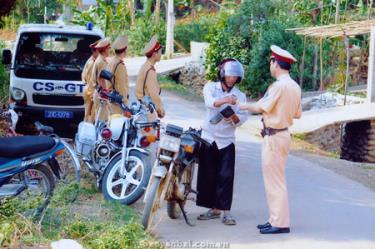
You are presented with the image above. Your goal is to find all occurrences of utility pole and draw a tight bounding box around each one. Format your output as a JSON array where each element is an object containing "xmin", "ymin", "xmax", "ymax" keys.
[
  {"xmin": 44, "ymin": 0, "xmax": 47, "ymax": 24},
  {"xmin": 165, "ymin": 0, "xmax": 174, "ymax": 59},
  {"xmin": 335, "ymin": 0, "xmax": 340, "ymax": 24}
]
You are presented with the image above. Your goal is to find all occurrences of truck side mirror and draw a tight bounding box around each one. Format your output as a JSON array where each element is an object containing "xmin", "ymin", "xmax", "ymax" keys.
[{"xmin": 2, "ymin": 49, "xmax": 11, "ymax": 65}]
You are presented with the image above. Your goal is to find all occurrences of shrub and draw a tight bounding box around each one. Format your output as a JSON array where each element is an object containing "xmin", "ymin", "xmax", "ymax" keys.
[
  {"xmin": 204, "ymin": 0, "xmax": 336, "ymax": 97},
  {"xmin": 174, "ymin": 14, "xmax": 218, "ymax": 52},
  {"xmin": 126, "ymin": 18, "xmax": 166, "ymax": 56},
  {"xmin": 0, "ymin": 40, "xmax": 10, "ymax": 103}
]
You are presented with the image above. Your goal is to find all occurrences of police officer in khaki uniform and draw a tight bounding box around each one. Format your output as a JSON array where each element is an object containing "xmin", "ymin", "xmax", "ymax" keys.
[
  {"xmin": 82, "ymin": 39, "xmax": 100, "ymax": 122},
  {"xmin": 135, "ymin": 35, "xmax": 165, "ymax": 118},
  {"xmin": 90, "ymin": 38, "xmax": 111, "ymax": 123},
  {"xmin": 241, "ymin": 45, "xmax": 302, "ymax": 234},
  {"xmin": 107, "ymin": 35, "xmax": 129, "ymax": 115}
]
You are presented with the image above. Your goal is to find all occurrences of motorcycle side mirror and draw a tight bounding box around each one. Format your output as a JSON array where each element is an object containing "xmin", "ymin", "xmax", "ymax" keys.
[{"xmin": 2, "ymin": 49, "xmax": 11, "ymax": 65}]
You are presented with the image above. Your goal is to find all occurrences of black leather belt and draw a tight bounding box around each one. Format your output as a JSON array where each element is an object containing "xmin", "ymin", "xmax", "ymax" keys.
[
  {"xmin": 261, "ymin": 127, "xmax": 288, "ymax": 137},
  {"xmin": 261, "ymin": 118, "xmax": 288, "ymax": 137}
]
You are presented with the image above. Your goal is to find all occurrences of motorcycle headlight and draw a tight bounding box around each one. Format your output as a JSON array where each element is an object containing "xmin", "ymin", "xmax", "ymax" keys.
[
  {"xmin": 159, "ymin": 135, "xmax": 181, "ymax": 152},
  {"xmin": 11, "ymin": 88, "xmax": 26, "ymax": 101}
]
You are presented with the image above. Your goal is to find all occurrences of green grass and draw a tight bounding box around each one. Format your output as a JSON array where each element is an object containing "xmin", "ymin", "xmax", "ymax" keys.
[
  {"xmin": 362, "ymin": 165, "xmax": 375, "ymax": 170},
  {"xmin": 291, "ymin": 133, "xmax": 340, "ymax": 159},
  {"xmin": 0, "ymin": 171, "xmax": 162, "ymax": 249},
  {"xmin": 327, "ymin": 151, "xmax": 340, "ymax": 159},
  {"xmin": 347, "ymin": 91, "xmax": 366, "ymax": 98},
  {"xmin": 292, "ymin": 133, "xmax": 306, "ymax": 141}
]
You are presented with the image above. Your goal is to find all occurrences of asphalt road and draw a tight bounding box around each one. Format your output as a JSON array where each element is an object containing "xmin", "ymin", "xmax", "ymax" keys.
[{"xmin": 146, "ymin": 89, "xmax": 375, "ymax": 249}]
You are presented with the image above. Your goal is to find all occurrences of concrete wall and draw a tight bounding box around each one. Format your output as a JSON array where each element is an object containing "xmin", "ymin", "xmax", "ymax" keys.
[
  {"xmin": 304, "ymin": 123, "xmax": 342, "ymax": 153},
  {"xmin": 367, "ymin": 27, "xmax": 375, "ymax": 103}
]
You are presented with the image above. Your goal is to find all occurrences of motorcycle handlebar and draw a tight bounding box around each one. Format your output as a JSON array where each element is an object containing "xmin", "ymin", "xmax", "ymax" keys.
[
  {"xmin": 97, "ymin": 88, "xmax": 132, "ymax": 113},
  {"xmin": 184, "ymin": 129, "xmax": 211, "ymax": 147}
]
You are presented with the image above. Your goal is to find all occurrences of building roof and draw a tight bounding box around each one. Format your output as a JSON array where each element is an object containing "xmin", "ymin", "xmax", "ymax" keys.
[{"xmin": 287, "ymin": 19, "xmax": 375, "ymax": 38}]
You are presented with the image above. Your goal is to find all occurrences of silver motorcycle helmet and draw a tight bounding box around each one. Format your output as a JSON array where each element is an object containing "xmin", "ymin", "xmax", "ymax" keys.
[{"xmin": 218, "ymin": 58, "xmax": 245, "ymax": 84}]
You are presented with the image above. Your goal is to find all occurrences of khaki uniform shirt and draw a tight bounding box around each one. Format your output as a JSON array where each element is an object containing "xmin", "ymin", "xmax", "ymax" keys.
[
  {"xmin": 91, "ymin": 54, "xmax": 109, "ymax": 89},
  {"xmin": 82, "ymin": 56, "xmax": 95, "ymax": 99},
  {"xmin": 257, "ymin": 74, "xmax": 302, "ymax": 129},
  {"xmin": 136, "ymin": 60, "xmax": 164, "ymax": 114},
  {"xmin": 107, "ymin": 55, "xmax": 129, "ymax": 104}
]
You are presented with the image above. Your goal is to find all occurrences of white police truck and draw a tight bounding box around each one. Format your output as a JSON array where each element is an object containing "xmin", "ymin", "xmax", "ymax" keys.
[{"xmin": 1, "ymin": 24, "xmax": 103, "ymax": 135}]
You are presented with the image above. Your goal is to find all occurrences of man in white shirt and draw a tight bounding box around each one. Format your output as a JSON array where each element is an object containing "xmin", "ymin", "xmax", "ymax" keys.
[{"xmin": 197, "ymin": 59, "xmax": 248, "ymax": 226}]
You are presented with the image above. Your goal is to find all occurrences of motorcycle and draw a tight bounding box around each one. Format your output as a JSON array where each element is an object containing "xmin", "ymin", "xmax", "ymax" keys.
[
  {"xmin": 141, "ymin": 124, "xmax": 209, "ymax": 230},
  {"xmin": 75, "ymin": 70, "xmax": 159, "ymax": 204},
  {"xmin": 100, "ymin": 92, "xmax": 160, "ymax": 205},
  {"xmin": 74, "ymin": 71, "xmax": 125, "ymax": 187},
  {"xmin": 1, "ymin": 106, "xmax": 81, "ymax": 185},
  {"xmin": 0, "ymin": 135, "xmax": 65, "ymax": 212}
]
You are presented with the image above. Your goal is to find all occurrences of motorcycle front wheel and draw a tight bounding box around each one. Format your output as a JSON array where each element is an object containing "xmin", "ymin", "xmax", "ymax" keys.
[
  {"xmin": 102, "ymin": 150, "xmax": 151, "ymax": 205},
  {"xmin": 141, "ymin": 176, "xmax": 162, "ymax": 230},
  {"xmin": 167, "ymin": 200, "xmax": 184, "ymax": 219}
]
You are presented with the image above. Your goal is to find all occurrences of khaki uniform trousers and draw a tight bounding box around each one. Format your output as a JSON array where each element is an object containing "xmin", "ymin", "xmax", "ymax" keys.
[
  {"xmin": 83, "ymin": 86, "xmax": 93, "ymax": 122},
  {"xmin": 261, "ymin": 130, "xmax": 291, "ymax": 228},
  {"xmin": 91, "ymin": 91, "xmax": 110, "ymax": 123}
]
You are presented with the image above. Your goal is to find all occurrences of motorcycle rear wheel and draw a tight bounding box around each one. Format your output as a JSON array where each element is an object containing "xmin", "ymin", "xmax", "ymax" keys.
[
  {"xmin": 9, "ymin": 164, "xmax": 55, "ymax": 218},
  {"xmin": 21, "ymin": 164, "xmax": 55, "ymax": 197}
]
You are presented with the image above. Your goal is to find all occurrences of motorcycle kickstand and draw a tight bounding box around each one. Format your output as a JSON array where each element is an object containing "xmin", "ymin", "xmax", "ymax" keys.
[{"xmin": 178, "ymin": 201, "xmax": 195, "ymax": 227}]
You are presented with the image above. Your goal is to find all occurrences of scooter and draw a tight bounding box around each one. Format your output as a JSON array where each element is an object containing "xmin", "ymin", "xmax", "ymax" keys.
[{"xmin": 0, "ymin": 135, "xmax": 65, "ymax": 200}]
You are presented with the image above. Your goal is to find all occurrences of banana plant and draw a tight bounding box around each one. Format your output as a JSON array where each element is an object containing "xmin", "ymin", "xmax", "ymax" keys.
[{"xmin": 72, "ymin": 0, "xmax": 130, "ymax": 37}]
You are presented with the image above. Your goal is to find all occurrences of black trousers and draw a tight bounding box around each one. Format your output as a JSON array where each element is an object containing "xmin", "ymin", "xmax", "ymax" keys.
[{"xmin": 196, "ymin": 142, "xmax": 235, "ymax": 210}]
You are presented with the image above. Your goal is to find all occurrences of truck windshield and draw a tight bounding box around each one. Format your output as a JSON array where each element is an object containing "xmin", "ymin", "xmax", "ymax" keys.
[{"xmin": 14, "ymin": 32, "xmax": 101, "ymax": 81}]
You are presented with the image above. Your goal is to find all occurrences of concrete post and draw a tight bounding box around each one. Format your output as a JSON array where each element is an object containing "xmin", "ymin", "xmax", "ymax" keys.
[
  {"xmin": 165, "ymin": 0, "xmax": 174, "ymax": 59},
  {"xmin": 367, "ymin": 27, "xmax": 375, "ymax": 103}
]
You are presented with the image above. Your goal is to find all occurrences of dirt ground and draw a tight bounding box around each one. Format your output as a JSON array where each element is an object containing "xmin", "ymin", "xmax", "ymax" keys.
[{"xmin": 0, "ymin": 29, "xmax": 16, "ymax": 41}]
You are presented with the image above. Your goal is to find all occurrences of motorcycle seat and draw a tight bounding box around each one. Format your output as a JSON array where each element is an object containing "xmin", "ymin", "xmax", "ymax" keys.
[{"xmin": 0, "ymin": 136, "xmax": 56, "ymax": 158}]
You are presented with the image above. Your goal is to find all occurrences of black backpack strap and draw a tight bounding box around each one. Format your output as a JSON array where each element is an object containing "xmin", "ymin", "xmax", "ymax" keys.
[
  {"xmin": 143, "ymin": 67, "xmax": 154, "ymax": 97},
  {"xmin": 112, "ymin": 61, "xmax": 123, "ymax": 92}
]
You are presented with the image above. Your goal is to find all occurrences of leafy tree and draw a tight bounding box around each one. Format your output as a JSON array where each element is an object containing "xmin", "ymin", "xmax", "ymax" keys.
[
  {"xmin": 205, "ymin": 0, "xmax": 291, "ymax": 96},
  {"xmin": 0, "ymin": 0, "xmax": 16, "ymax": 19},
  {"xmin": 126, "ymin": 17, "xmax": 166, "ymax": 55},
  {"xmin": 72, "ymin": 0, "xmax": 131, "ymax": 37},
  {"xmin": 20, "ymin": 0, "xmax": 62, "ymax": 23}
]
